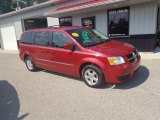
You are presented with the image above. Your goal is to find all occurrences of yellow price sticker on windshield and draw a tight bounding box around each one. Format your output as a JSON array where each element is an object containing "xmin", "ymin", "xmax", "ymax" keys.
[{"xmin": 72, "ymin": 33, "xmax": 79, "ymax": 37}]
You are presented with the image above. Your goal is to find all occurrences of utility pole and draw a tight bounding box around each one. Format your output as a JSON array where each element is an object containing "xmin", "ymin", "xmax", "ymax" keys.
[{"xmin": 14, "ymin": 0, "xmax": 21, "ymax": 11}]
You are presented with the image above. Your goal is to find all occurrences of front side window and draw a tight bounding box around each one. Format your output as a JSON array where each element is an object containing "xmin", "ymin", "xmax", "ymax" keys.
[
  {"xmin": 52, "ymin": 32, "xmax": 72, "ymax": 48},
  {"xmin": 67, "ymin": 28, "xmax": 109, "ymax": 47},
  {"xmin": 21, "ymin": 32, "xmax": 34, "ymax": 44},
  {"xmin": 108, "ymin": 7, "xmax": 129, "ymax": 37},
  {"xmin": 34, "ymin": 32, "xmax": 50, "ymax": 46}
]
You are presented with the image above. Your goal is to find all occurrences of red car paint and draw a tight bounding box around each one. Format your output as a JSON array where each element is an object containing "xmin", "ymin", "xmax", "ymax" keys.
[{"xmin": 19, "ymin": 26, "xmax": 140, "ymax": 84}]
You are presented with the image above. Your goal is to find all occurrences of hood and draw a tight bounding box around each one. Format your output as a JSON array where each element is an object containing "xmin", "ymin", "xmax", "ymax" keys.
[{"xmin": 87, "ymin": 40, "xmax": 135, "ymax": 56}]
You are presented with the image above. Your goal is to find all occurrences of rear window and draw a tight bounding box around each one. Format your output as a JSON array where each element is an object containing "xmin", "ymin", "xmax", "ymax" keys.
[
  {"xmin": 34, "ymin": 32, "xmax": 50, "ymax": 46},
  {"xmin": 21, "ymin": 32, "xmax": 34, "ymax": 44}
]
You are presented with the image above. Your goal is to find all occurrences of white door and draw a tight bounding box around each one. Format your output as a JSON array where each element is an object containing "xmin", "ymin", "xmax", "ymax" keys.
[{"xmin": 0, "ymin": 25, "xmax": 18, "ymax": 50}]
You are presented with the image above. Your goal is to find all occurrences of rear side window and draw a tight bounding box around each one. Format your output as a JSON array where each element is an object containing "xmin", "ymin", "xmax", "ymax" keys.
[
  {"xmin": 34, "ymin": 32, "xmax": 50, "ymax": 46},
  {"xmin": 21, "ymin": 32, "xmax": 33, "ymax": 44}
]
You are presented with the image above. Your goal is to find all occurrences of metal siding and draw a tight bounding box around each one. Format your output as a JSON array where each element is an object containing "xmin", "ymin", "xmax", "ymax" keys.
[
  {"xmin": 130, "ymin": 1, "xmax": 158, "ymax": 35},
  {"xmin": 0, "ymin": 0, "xmax": 158, "ymax": 36},
  {"xmin": 72, "ymin": 15, "xmax": 82, "ymax": 26},
  {"xmin": 0, "ymin": 24, "xmax": 18, "ymax": 50},
  {"xmin": 0, "ymin": 6, "xmax": 55, "ymax": 25},
  {"xmin": 0, "ymin": 0, "xmax": 93, "ymax": 50},
  {"xmin": 14, "ymin": 21, "xmax": 23, "ymax": 40},
  {"xmin": 152, "ymin": 3, "xmax": 158, "ymax": 34},
  {"xmin": 72, "ymin": 10, "xmax": 108, "ymax": 35},
  {"xmin": 0, "ymin": 0, "xmax": 92, "ymax": 26},
  {"xmin": 96, "ymin": 11, "xmax": 108, "ymax": 35}
]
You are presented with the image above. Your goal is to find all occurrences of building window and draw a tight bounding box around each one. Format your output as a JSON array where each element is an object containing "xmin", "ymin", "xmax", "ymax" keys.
[
  {"xmin": 108, "ymin": 7, "xmax": 129, "ymax": 37},
  {"xmin": 59, "ymin": 16, "xmax": 72, "ymax": 26},
  {"xmin": 81, "ymin": 16, "xmax": 96, "ymax": 29}
]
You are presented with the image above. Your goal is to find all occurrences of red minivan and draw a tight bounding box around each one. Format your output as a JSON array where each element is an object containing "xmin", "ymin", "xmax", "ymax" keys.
[{"xmin": 19, "ymin": 26, "xmax": 140, "ymax": 88}]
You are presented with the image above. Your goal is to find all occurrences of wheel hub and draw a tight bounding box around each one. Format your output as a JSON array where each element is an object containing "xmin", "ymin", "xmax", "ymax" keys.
[
  {"xmin": 84, "ymin": 69, "xmax": 98, "ymax": 86},
  {"xmin": 26, "ymin": 59, "xmax": 33, "ymax": 70}
]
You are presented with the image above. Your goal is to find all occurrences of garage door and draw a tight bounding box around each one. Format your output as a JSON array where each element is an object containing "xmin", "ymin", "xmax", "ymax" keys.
[{"xmin": 0, "ymin": 25, "xmax": 18, "ymax": 50}]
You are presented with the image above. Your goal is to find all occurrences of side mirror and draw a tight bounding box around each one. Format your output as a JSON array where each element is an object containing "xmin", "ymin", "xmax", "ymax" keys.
[{"xmin": 64, "ymin": 43, "xmax": 75, "ymax": 51}]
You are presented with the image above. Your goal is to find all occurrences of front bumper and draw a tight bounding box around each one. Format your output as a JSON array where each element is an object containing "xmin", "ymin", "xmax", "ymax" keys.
[{"xmin": 104, "ymin": 56, "xmax": 141, "ymax": 83}]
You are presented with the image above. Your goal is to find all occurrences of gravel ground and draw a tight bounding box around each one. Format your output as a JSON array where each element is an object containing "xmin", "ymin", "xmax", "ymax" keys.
[{"xmin": 0, "ymin": 53, "xmax": 160, "ymax": 120}]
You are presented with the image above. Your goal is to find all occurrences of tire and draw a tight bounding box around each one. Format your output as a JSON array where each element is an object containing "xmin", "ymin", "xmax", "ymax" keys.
[
  {"xmin": 82, "ymin": 65, "xmax": 105, "ymax": 88},
  {"xmin": 25, "ymin": 56, "xmax": 37, "ymax": 72}
]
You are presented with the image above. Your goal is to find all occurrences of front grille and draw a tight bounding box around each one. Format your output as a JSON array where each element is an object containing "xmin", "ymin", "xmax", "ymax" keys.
[{"xmin": 126, "ymin": 49, "xmax": 139, "ymax": 63}]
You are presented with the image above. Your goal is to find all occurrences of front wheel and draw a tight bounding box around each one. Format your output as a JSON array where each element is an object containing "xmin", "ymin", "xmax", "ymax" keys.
[
  {"xmin": 25, "ymin": 56, "xmax": 37, "ymax": 72},
  {"xmin": 82, "ymin": 65, "xmax": 105, "ymax": 88}
]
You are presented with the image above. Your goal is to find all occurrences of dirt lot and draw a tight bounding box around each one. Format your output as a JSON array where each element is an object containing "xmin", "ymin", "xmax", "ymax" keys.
[{"xmin": 0, "ymin": 53, "xmax": 160, "ymax": 120}]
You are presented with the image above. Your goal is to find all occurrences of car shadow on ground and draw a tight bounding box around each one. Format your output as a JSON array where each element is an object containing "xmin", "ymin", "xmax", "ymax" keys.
[
  {"xmin": 42, "ymin": 65, "xmax": 149, "ymax": 89},
  {"xmin": 110, "ymin": 65, "xmax": 150, "ymax": 89},
  {"xmin": 42, "ymin": 70, "xmax": 82, "ymax": 81},
  {"xmin": 0, "ymin": 80, "xmax": 29, "ymax": 120}
]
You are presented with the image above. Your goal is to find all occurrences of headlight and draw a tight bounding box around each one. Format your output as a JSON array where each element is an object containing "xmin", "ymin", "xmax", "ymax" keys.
[{"xmin": 107, "ymin": 57, "xmax": 125, "ymax": 65}]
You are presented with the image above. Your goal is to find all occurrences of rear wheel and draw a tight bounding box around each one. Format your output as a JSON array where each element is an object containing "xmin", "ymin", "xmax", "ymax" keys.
[
  {"xmin": 25, "ymin": 56, "xmax": 37, "ymax": 71},
  {"xmin": 82, "ymin": 65, "xmax": 105, "ymax": 88}
]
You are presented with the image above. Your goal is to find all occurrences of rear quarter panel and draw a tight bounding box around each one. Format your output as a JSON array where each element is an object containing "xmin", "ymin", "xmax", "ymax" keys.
[{"xmin": 19, "ymin": 43, "xmax": 34, "ymax": 61}]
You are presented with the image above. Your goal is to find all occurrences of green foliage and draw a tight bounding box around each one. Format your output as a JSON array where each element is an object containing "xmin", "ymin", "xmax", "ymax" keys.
[
  {"xmin": 0, "ymin": 0, "xmax": 13, "ymax": 14},
  {"xmin": 20, "ymin": 0, "xmax": 50, "ymax": 8},
  {"xmin": 0, "ymin": 0, "xmax": 49, "ymax": 14},
  {"xmin": 19, "ymin": 0, "xmax": 37, "ymax": 8}
]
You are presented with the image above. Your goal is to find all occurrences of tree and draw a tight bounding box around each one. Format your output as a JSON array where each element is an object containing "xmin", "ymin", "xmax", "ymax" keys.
[
  {"xmin": 18, "ymin": 0, "xmax": 38, "ymax": 8},
  {"xmin": 18, "ymin": 0, "xmax": 49, "ymax": 8},
  {"xmin": 0, "ymin": 0, "xmax": 13, "ymax": 14},
  {"xmin": 0, "ymin": 0, "xmax": 49, "ymax": 14}
]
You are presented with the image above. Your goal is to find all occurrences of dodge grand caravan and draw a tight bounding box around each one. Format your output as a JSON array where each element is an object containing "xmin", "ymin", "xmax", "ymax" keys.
[{"xmin": 19, "ymin": 26, "xmax": 140, "ymax": 88}]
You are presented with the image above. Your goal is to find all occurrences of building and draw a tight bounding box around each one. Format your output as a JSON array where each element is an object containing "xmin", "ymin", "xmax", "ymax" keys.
[{"xmin": 0, "ymin": 0, "xmax": 159, "ymax": 51}]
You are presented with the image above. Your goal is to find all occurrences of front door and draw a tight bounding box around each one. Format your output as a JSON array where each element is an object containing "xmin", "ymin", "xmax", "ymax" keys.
[{"xmin": 48, "ymin": 31, "xmax": 76, "ymax": 75}]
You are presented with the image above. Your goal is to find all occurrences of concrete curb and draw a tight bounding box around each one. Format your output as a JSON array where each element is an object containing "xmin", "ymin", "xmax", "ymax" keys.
[
  {"xmin": 139, "ymin": 53, "xmax": 160, "ymax": 59},
  {"xmin": 139, "ymin": 47, "xmax": 160, "ymax": 59}
]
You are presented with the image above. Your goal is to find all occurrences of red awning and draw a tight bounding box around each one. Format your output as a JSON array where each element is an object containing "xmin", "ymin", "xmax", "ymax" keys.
[
  {"xmin": 53, "ymin": 0, "xmax": 106, "ymax": 12},
  {"xmin": 44, "ymin": 0, "xmax": 125, "ymax": 17}
]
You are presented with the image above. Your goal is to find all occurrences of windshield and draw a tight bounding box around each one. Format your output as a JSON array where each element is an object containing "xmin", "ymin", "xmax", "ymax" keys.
[{"xmin": 66, "ymin": 28, "xmax": 109, "ymax": 47}]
